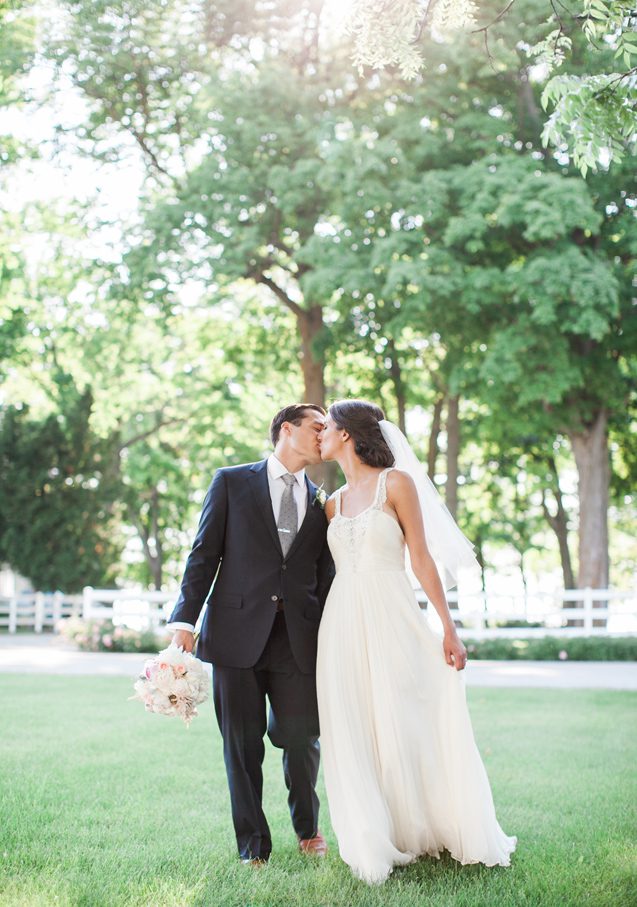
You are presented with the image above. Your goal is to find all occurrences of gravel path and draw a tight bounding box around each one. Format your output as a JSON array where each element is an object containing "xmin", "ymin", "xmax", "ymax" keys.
[{"xmin": 1, "ymin": 634, "xmax": 635, "ymax": 689}]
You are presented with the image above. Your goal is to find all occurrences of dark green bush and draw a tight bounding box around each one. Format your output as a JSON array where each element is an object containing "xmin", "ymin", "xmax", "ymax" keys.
[
  {"xmin": 494, "ymin": 619, "xmax": 543, "ymax": 629},
  {"xmin": 463, "ymin": 636, "xmax": 637, "ymax": 661}
]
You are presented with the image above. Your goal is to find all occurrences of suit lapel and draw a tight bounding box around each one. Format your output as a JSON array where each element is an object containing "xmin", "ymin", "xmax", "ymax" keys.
[{"xmin": 248, "ymin": 460, "xmax": 282, "ymax": 554}]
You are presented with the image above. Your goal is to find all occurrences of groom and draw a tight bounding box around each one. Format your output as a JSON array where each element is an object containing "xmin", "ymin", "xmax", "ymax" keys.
[{"xmin": 168, "ymin": 404, "xmax": 334, "ymax": 864}]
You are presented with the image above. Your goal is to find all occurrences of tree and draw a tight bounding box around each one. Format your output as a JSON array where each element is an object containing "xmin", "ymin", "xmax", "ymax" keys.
[
  {"xmin": 0, "ymin": 1, "xmax": 36, "ymax": 372},
  {"xmin": 344, "ymin": 0, "xmax": 637, "ymax": 174},
  {"xmin": 5, "ymin": 0, "xmax": 633, "ymax": 593},
  {"xmin": 291, "ymin": 20, "xmax": 634, "ymax": 588},
  {"xmin": 0, "ymin": 380, "xmax": 123, "ymax": 592}
]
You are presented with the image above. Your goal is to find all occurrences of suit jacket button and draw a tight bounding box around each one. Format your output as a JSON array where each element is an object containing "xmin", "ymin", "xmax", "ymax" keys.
[
  {"xmin": 271, "ymin": 595, "xmax": 278, "ymax": 601},
  {"xmin": 282, "ymin": 565, "xmax": 287, "ymax": 571}
]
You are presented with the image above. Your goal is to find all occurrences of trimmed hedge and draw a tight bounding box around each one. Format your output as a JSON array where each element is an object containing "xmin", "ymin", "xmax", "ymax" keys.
[
  {"xmin": 463, "ymin": 635, "xmax": 637, "ymax": 662},
  {"xmin": 56, "ymin": 618, "xmax": 637, "ymax": 661}
]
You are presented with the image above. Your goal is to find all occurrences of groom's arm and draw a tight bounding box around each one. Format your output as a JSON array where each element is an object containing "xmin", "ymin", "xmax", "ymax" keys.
[
  {"xmin": 316, "ymin": 536, "xmax": 334, "ymax": 610},
  {"xmin": 168, "ymin": 468, "xmax": 228, "ymax": 629}
]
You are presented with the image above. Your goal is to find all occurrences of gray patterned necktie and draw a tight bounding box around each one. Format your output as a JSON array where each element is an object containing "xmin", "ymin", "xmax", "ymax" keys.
[{"xmin": 277, "ymin": 473, "xmax": 298, "ymax": 556}]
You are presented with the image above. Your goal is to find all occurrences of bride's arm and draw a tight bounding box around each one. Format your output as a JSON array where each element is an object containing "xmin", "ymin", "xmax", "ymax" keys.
[
  {"xmin": 325, "ymin": 496, "xmax": 336, "ymax": 523},
  {"xmin": 387, "ymin": 470, "xmax": 467, "ymax": 671}
]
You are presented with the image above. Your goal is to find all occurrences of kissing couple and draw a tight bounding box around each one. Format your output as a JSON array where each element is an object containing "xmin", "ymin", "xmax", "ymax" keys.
[{"xmin": 168, "ymin": 400, "xmax": 516, "ymax": 884}]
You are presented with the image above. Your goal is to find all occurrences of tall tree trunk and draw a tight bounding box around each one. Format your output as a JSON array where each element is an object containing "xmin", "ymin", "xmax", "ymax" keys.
[
  {"xmin": 297, "ymin": 304, "xmax": 336, "ymax": 489},
  {"xmin": 297, "ymin": 304, "xmax": 325, "ymax": 407},
  {"xmin": 540, "ymin": 456, "xmax": 575, "ymax": 590},
  {"xmin": 428, "ymin": 394, "xmax": 444, "ymax": 477},
  {"xmin": 149, "ymin": 555, "xmax": 162, "ymax": 591},
  {"xmin": 258, "ymin": 275, "xmax": 334, "ymax": 487},
  {"xmin": 445, "ymin": 395, "xmax": 460, "ymax": 519},
  {"xmin": 130, "ymin": 493, "xmax": 163, "ymax": 591},
  {"xmin": 519, "ymin": 549, "xmax": 529, "ymax": 620},
  {"xmin": 569, "ymin": 410, "xmax": 610, "ymax": 589},
  {"xmin": 149, "ymin": 487, "xmax": 163, "ymax": 590},
  {"xmin": 387, "ymin": 341, "xmax": 406, "ymax": 434},
  {"xmin": 473, "ymin": 533, "xmax": 487, "ymax": 626},
  {"xmin": 476, "ymin": 537, "xmax": 486, "ymax": 595},
  {"xmin": 569, "ymin": 409, "xmax": 610, "ymax": 627}
]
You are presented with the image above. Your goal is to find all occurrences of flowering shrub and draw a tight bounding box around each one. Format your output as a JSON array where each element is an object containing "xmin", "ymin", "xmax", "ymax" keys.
[{"xmin": 58, "ymin": 617, "xmax": 170, "ymax": 653}]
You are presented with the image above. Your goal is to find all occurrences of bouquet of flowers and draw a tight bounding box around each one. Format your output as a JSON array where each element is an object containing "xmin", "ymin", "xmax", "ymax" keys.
[{"xmin": 130, "ymin": 643, "xmax": 210, "ymax": 726}]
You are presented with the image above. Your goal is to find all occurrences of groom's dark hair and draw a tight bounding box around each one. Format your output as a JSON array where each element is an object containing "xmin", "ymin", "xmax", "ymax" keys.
[{"xmin": 270, "ymin": 403, "xmax": 326, "ymax": 446}]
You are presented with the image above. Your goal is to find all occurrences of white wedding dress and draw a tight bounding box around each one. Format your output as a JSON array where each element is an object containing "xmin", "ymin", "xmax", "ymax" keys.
[{"xmin": 316, "ymin": 468, "xmax": 516, "ymax": 884}]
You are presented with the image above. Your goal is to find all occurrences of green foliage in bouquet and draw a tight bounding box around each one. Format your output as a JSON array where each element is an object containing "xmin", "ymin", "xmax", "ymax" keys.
[
  {"xmin": 58, "ymin": 618, "xmax": 169, "ymax": 653},
  {"xmin": 464, "ymin": 635, "xmax": 637, "ymax": 661}
]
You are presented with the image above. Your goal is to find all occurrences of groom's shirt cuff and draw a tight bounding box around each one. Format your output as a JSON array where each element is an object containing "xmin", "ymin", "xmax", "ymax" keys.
[{"xmin": 166, "ymin": 621, "xmax": 196, "ymax": 632}]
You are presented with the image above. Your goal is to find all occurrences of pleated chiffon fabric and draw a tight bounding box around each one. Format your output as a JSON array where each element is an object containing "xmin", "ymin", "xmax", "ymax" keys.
[{"xmin": 317, "ymin": 469, "xmax": 517, "ymax": 884}]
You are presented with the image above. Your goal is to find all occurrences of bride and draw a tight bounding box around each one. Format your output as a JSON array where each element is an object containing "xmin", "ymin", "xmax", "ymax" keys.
[{"xmin": 316, "ymin": 399, "xmax": 516, "ymax": 884}]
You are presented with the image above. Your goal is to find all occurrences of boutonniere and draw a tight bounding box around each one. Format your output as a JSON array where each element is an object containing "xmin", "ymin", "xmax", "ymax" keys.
[{"xmin": 312, "ymin": 484, "xmax": 328, "ymax": 509}]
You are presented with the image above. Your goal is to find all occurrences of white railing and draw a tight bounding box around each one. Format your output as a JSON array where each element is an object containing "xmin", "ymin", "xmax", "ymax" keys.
[
  {"xmin": 0, "ymin": 592, "xmax": 82, "ymax": 633},
  {"xmin": 81, "ymin": 586, "xmax": 176, "ymax": 631},
  {"xmin": 419, "ymin": 587, "xmax": 637, "ymax": 638},
  {"xmin": 1, "ymin": 586, "xmax": 636, "ymax": 637}
]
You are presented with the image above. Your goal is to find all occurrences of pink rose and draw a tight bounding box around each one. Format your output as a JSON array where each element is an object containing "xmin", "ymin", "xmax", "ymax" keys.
[{"xmin": 558, "ymin": 650, "xmax": 568, "ymax": 661}]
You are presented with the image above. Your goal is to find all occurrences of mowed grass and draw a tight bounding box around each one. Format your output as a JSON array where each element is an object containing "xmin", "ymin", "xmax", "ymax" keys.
[{"xmin": 0, "ymin": 676, "xmax": 635, "ymax": 907}]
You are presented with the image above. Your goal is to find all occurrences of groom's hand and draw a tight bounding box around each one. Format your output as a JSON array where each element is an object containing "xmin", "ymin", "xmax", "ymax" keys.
[{"xmin": 172, "ymin": 629, "xmax": 195, "ymax": 653}]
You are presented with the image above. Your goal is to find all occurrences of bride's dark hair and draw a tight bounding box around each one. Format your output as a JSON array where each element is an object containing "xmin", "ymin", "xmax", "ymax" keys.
[{"xmin": 329, "ymin": 400, "xmax": 395, "ymax": 468}]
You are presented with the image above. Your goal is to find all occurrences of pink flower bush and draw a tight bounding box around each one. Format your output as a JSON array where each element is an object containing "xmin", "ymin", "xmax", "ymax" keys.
[{"xmin": 57, "ymin": 617, "xmax": 169, "ymax": 653}]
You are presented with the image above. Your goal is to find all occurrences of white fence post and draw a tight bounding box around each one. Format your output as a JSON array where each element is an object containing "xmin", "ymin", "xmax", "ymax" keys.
[
  {"xmin": 8, "ymin": 598, "xmax": 17, "ymax": 634},
  {"xmin": 34, "ymin": 593, "xmax": 45, "ymax": 633},
  {"xmin": 52, "ymin": 591, "xmax": 63, "ymax": 626},
  {"xmin": 583, "ymin": 587, "xmax": 593, "ymax": 632},
  {"xmin": 82, "ymin": 586, "xmax": 93, "ymax": 620}
]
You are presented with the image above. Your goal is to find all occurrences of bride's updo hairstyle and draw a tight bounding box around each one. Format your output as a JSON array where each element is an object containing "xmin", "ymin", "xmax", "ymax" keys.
[{"xmin": 329, "ymin": 400, "xmax": 395, "ymax": 468}]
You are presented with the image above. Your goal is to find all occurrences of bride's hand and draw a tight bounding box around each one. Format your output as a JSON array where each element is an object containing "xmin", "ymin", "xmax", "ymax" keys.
[{"xmin": 443, "ymin": 629, "xmax": 467, "ymax": 671}]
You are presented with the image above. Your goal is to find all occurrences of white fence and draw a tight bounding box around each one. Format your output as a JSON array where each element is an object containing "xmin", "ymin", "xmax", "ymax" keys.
[
  {"xmin": 1, "ymin": 586, "xmax": 636, "ymax": 637},
  {"xmin": 429, "ymin": 587, "xmax": 637, "ymax": 638},
  {"xmin": 81, "ymin": 587, "xmax": 176, "ymax": 631},
  {"xmin": 0, "ymin": 592, "xmax": 82, "ymax": 633}
]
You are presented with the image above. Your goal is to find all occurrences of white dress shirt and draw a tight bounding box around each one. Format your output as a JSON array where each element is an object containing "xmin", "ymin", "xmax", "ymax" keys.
[{"xmin": 168, "ymin": 455, "xmax": 308, "ymax": 634}]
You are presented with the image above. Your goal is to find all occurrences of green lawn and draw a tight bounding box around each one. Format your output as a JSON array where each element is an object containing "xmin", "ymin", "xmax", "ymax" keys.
[{"xmin": 0, "ymin": 676, "xmax": 635, "ymax": 907}]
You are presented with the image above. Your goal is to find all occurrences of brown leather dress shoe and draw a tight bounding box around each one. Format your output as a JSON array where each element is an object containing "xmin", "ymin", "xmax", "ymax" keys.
[
  {"xmin": 240, "ymin": 857, "xmax": 268, "ymax": 867},
  {"xmin": 298, "ymin": 832, "xmax": 328, "ymax": 857}
]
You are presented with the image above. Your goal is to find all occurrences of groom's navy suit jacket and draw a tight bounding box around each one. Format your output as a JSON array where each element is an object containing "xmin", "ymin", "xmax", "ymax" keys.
[{"xmin": 169, "ymin": 460, "xmax": 334, "ymax": 673}]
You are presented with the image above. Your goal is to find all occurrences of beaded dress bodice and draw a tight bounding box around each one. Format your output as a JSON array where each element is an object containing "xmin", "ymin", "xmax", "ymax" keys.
[{"xmin": 327, "ymin": 468, "xmax": 406, "ymax": 576}]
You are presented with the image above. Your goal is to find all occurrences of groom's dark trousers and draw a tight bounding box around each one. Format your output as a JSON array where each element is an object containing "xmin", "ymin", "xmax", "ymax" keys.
[{"xmin": 169, "ymin": 460, "xmax": 333, "ymax": 860}]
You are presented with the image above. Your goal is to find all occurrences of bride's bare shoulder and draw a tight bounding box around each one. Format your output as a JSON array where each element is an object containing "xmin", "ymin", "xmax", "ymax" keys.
[{"xmin": 386, "ymin": 468, "xmax": 418, "ymax": 499}]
